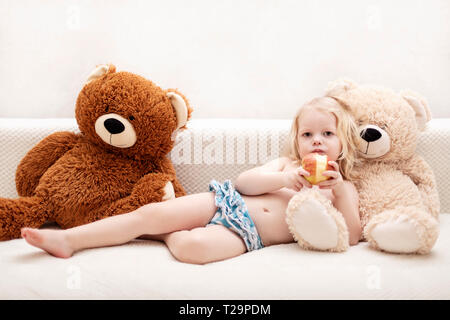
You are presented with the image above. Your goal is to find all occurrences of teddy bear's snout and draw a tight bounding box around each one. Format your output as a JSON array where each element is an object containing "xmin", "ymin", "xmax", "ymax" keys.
[
  {"xmin": 360, "ymin": 127, "xmax": 382, "ymax": 142},
  {"xmin": 104, "ymin": 118, "xmax": 125, "ymax": 134},
  {"xmin": 94, "ymin": 113, "xmax": 137, "ymax": 148},
  {"xmin": 357, "ymin": 124, "xmax": 390, "ymax": 159}
]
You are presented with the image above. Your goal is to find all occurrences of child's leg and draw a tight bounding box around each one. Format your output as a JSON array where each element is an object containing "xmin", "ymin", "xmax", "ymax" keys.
[
  {"xmin": 21, "ymin": 192, "xmax": 217, "ymax": 258},
  {"xmin": 162, "ymin": 225, "xmax": 247, "ymax": 264}
]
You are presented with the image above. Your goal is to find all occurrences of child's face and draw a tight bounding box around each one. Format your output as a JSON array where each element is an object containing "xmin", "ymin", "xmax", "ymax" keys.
[{"xmin": 296, "ymin": 108, "xmax": 342, "ymax": 161}]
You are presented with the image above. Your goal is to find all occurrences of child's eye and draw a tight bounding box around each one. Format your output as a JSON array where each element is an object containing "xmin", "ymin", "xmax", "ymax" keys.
[
  {"xmin": 302, "ymin": 132, "xmax": 311, "ymax": 137},
  {"xmin": 324, "ymin": 131, "xmax": 334, "ymax": 136}
]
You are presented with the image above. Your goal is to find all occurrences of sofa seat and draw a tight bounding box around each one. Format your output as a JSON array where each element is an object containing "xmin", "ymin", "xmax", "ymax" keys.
[
  {"xmin": 0, "ymin": 215, "xmax": 449, "ymax": 299},
  {"xmin": 0, "ymin": 118, "xmax": 449, "ymax": 299}
]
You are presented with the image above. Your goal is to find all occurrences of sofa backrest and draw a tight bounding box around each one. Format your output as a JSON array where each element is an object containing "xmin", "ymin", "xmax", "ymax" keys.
[{"xmin": 1, "ymin": 118, "xmax": 449, "ymax": 213}]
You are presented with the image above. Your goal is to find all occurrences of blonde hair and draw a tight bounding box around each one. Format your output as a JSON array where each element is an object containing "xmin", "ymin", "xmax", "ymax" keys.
[{"xmin": 286, "ymin": 96, "xmax": 360, "ymax": 180}]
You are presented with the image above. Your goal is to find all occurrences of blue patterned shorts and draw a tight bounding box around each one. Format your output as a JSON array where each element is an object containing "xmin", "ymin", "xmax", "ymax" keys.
[{"xmin": 207, "ymin": 180, "xmax": 264, "ymax": 252}]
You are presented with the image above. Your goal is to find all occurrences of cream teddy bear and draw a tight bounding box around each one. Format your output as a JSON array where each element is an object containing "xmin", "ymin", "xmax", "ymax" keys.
[{"xmin": 286, "ymin": 79, "xmax": 440, "ymax": 254}]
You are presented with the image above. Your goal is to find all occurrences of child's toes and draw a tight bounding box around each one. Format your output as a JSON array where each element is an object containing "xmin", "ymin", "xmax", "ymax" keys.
[
  {"xmin": 27, "ymin": 230, "xmax": 40, "ymax": 242},
  {"xmin": 22, "ymin": 229, "xmax": 41, "ymax": 245},
  {"xmin": 21, "ymin": 228, "xmax": 28, "ymax": 238}
]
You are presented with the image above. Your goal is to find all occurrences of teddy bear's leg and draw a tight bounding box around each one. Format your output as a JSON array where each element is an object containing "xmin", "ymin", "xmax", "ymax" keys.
[
  {"xmin": 365, "ymin": 206, "xmax": 439, "ymax": 254},
  {"xmin": 286, "ymin": 187, "xmax": 349, "ymax": 252},
  {"xmin": 0, "ymin": 196, "xmax": 48, "ymax": 240}
]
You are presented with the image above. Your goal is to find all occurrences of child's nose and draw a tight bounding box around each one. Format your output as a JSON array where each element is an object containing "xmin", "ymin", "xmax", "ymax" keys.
[{"xmin": 312, "ymin": 135, "xmax": 322, "ymax": 144}]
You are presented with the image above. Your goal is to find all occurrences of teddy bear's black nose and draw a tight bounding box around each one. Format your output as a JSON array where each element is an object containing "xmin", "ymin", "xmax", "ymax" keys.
[
  {"xmin": 104, "ymin": 118, "xmax": 125, "ymax": 134},
  {"xmin": 360, "ymin": 128, "xmax": 382, "ymax": 142}
]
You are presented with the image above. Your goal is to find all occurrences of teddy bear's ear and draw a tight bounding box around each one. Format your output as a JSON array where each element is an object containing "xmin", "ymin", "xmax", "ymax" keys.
[
  {"xmin": 86, "ymin": 64, "xmax": 116, "ymax": 84},
  {"xmin": 166, "ymin": 90, "xmax": 192, "ymax": 130},
  {"xmin": 325, "ymin": 78, "xmax": 357, "ymax": 97},
  {"xmin": 400, "ymin": 90, "xmax": 432, "ymax": 131}
]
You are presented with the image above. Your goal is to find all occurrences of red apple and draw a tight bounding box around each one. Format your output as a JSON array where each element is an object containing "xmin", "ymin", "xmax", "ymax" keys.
[{"xmin": 301, "ymin": 153, "xmax": 332, "ymax": 185}]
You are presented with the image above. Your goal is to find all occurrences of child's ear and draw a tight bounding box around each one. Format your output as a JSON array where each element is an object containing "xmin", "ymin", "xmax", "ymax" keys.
[
  {"xmin": 86, "ymin": 64, "xmax": 116, "ymax": 84},
  {"xmin": 166, "ymin": 89, "xmax": 193, "ymax": 130},
  {"xmin": 400, "ymin": 89, "xmax": 432, "ymax": 131},
  {"xmin": 325, "ymin": 78, "xmax": 357, "ymax": 97}
]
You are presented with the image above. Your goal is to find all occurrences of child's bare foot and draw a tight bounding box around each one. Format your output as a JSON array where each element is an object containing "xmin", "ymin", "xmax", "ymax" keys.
[{"xmin": 21, "ymin": 228, "xmax": 74, "ymax": 258}]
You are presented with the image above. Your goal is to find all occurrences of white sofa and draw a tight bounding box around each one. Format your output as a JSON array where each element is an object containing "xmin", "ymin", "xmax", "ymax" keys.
[{"xmin": 1, "ymin": 118, "xmax": 449, "ymax": 300}]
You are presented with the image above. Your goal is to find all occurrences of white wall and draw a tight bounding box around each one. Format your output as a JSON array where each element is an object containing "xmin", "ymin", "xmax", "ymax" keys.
[{"xmin": 1, "ymin": 0, "xmax": 449, "ymax": 119}]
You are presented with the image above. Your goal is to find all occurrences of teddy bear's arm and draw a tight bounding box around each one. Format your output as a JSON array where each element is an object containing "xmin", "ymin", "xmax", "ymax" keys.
[
  {"xmin": 131, "ymin": 172, "xmax": 177, "ymax": 203},
  {"xmin": 400, "ymin": 154, "xmax": 440, "ymax": 219},
  {"xmin": 171, "ymin": 179, "xmax": 186, "ymax": 198},
  {"xmin": 157, "ymin": 157, "xmax": 186, "ymax": 197},
  {"xmin": 15, "ymin": 131, "xmax": 80, "ymax": 197}
]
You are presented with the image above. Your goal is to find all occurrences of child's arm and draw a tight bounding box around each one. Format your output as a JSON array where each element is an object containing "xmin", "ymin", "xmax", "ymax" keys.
[
  {"xmin": 319, "ymin": 161, "xmax": 361, "ymax": 245},
  {"xmin": 332, "ymin": 181, "xmax": 361, "ymax": 245},
  {"xmin": 235, "ymin": 157, "xmax": 312, "ymax": 195}
]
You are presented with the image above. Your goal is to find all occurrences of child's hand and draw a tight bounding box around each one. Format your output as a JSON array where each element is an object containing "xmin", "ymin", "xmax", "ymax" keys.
[
  {"xmin": 317, "ymin": 161, "xmax": 344, "ymax": 193},
  {"xmin": 283, "ymin": 167, "xmax": 312, "ymax": 191}
]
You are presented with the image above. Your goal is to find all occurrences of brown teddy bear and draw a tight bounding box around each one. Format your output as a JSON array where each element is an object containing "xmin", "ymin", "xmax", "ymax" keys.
[
  {"xmin": 0, "ymin": 64, "xmax": 192, "ymax": 240},
  {"xmin": 286, "ymin": 79, "xmax": 440, "ymax": 254}
]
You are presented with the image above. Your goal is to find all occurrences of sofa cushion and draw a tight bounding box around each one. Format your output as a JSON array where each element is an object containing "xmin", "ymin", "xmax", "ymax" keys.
[{"xmin": 1, "ymin": 215, "xmax": 449, "ymax": 299}]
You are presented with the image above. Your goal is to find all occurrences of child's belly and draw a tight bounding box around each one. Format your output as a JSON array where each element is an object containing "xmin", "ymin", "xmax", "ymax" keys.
[{"xmin": 242, "ymin": 187, "xmax": 334, "ymax": 246}]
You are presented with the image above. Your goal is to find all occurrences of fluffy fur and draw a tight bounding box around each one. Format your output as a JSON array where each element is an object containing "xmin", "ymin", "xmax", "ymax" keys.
[
  {"xmin": 325, "ymin": 79, "xmax": 440, "ymax": 254},
  {"xmin": 0, "ymin": 64, "xmax": 193, "ymax": 240}
]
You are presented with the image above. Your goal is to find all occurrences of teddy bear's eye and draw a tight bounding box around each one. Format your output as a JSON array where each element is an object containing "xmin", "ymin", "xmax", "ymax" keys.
[{"xmin": 129, "ymin": 115, "xmax": 135, "ymax": 121}]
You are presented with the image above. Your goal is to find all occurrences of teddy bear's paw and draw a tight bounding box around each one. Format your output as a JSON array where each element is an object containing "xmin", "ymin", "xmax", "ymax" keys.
[
  {"xmin": 162, "ymin": 181, "xmax": 176, "ymax": 201},
  {"xmin": 369, "ymin": 216, "xmax": 422, "ymax": 254},
  {"xmin": 288, "ymin": 198, "xmax": 339, "ymax": 251}
]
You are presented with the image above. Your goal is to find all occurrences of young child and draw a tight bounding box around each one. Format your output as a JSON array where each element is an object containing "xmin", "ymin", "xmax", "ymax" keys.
[{"xmin": 21, "ymin": 96, "xmax": 361, "ymax": 264}]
